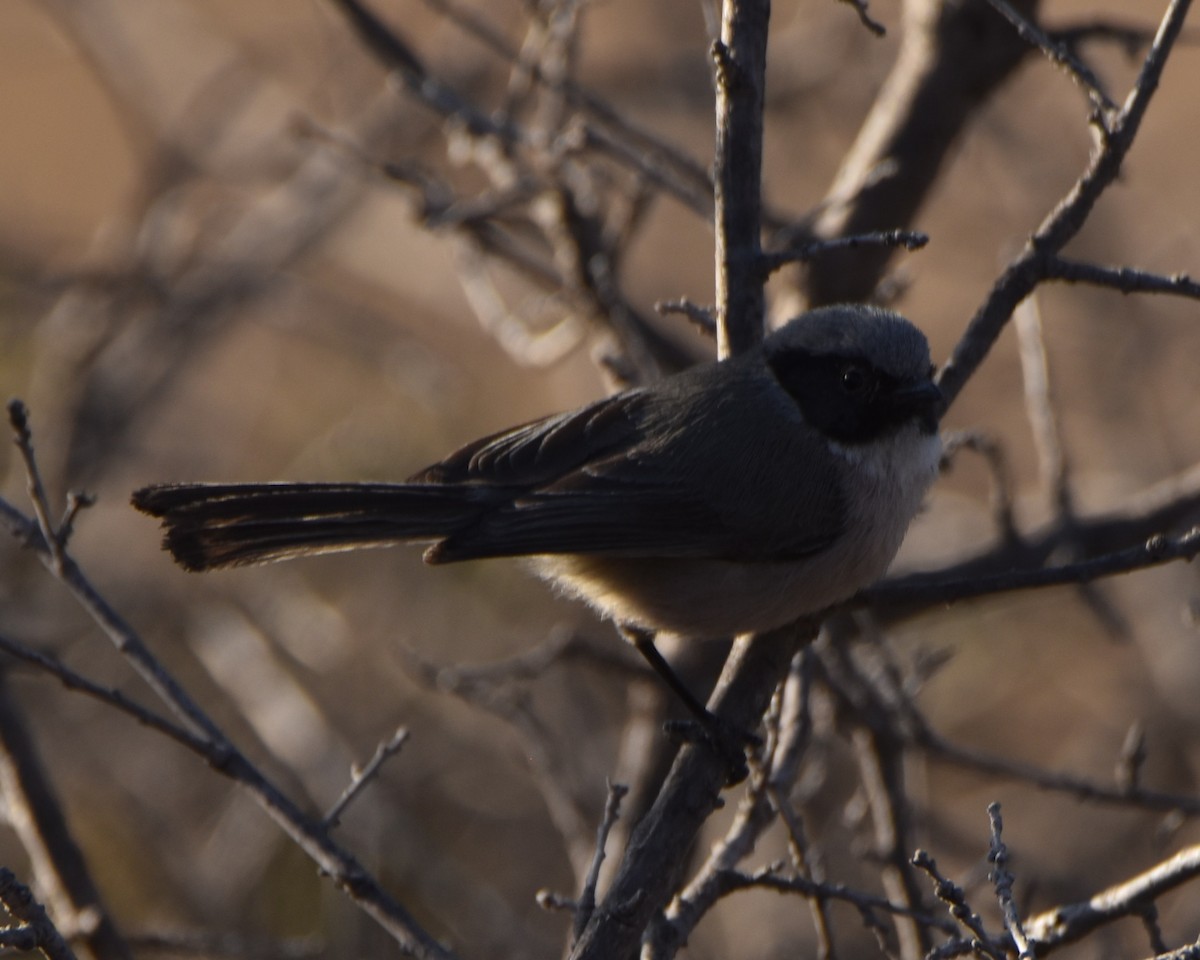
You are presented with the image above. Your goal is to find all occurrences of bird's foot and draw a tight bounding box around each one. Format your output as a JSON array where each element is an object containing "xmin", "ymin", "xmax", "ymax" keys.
[{"xmin": 664, "ymin": 713, "xmax": 760, "ymax": 786}]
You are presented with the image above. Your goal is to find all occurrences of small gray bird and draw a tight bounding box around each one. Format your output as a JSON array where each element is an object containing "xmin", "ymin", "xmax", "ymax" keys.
[{"xmin": 133, "ymin": 304, "xmax": 942, "ymax": 640}]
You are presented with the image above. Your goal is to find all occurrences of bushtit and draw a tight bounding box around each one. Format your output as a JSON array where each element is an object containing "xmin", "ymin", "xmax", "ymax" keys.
[{"xmin": 134, "ymin": 304, "xmax": 942, "ymax": 640}]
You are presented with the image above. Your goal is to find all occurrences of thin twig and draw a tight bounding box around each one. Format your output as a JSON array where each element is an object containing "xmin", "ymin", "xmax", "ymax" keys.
[
  {"xmin": 914, "ymin": 727, "xmax": 1200, "ymax": 816},
  {"xmin": 938, "ymin": 0, "xmax": 1194, "ymax": 407},
  {"xmin": 981, "ymin": 0, "xmax": 1117, "ymax": 111},
  {"xmin": 0, "ymin": 671, "xmax": 132, "ymax": 960},
  {"xmin": 8, "ymin": 399, "xmax": 65, "ymax": 569},
  {"xmin": 865, "ymin": 526, "xmax": 1200, "ymax": 609},
  {"xmin": 652, "ymin": 746, "xmax": 781, "ymax": 956},
  {"xmin": 987, "ymin": 804, "xmax": 1033, "ymax": 959},
  {"xmin": 570, "ymin": 621, "xmax": 817, "ymax": 960},
  {"xmin": 712, "ymin": 867, "xmax": 956, "ymax": 931},
  {"xmin": 912, "ymin": 851, "xmax": 1007, "ymax": 960},
  {"xmin": 398, "ymin": 643, "xmax": 596, "ymax": 881},
  {"xmin": 2, "ymin": 410, "xmax": 457, "ymax": 960},
  {"xmin": 0, "ymin": 632, "xmax": 208, "ymax": 755},
  {"xmin": 938, "ymin": 431, "xmax": 1020, "ymax": 547},
  {"xmin": 654, "ymin": 299, "xmax": 717, "ymax": 338},
  {"xmin": 1024, "ymin": 845, "xmax": 1200, "ymax": 950},
  {"xmin": 572, "ymin": 781, "xmax": 628, "ymax": 943},
  {"xmin": 759, "ymin": 229, "xmax": 927, "ymax": 277},
  {"xmin": 838, "ymin": 0, "xmax": 887, "ymax": 37},
  {"xmin": 0, "ymin": 868, "xmax": 78, "ymax": 960},
  {"xmin": 419, "ymin": 0, "xmax": 717, "ymax": 218},
  {"xmin": 322, "ymin": 727, "xmax": 411, "ymax": 829},
  {"xmin": 1044, "ymin": 257, "xmax": 1200, "ymax": 298}
]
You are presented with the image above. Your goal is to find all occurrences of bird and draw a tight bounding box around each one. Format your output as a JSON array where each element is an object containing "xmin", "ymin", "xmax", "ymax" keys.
[{"xmin": 133, "ymin": 304, "xmax": 942, "ymax": 641}]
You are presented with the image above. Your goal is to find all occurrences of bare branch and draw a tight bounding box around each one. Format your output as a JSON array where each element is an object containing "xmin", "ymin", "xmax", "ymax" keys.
[
  {"xmin": 2, "ymin": 409, "xmax": 457, "ymax": 960},
  {"xmin": 1024, "ymin": 845, "xmax": 1200, "ymax": 950},
  {"xmin": 912, "ymin": 850, "xmax": 1007, "ymax": 960},
  {"xmin": 0, "ymin": 673, "xmax": 131, "ymax": 960},
  {"xmin": 572, "ymin": 781, "xmax": 628, "ymax": 944},
  {"xmin": 685, "ymin": 866, "xmax": 956, "ymax": 931},
  {"xmin": 981, "ymin": 0, "xmax": 1117, "ymax": 110},
  {"xmin": 760, "ymin": 229, "xmax": 927, "ymax": 278},
  {"xmin": 712, "ymin": 0, "xmax": 771, "ymax": 358},
  {"xmin": 0, "ymin": 632, "xmax": 206, "ymax": 755},
  {"xmin": 914, "ymin": 727, "xmax": 1200, "ymax": 816},
  {"xmin": 803, "ymin": 0, "xmax": 1037, "ymax": 306},
  {"xmin": 839, "ymin": 0, "xmax": 887, "ymax": 37},
  {"xmin": 939, "ymin": 431, "xmax": 1020, "ymax": 547},
  {"xmin": 322, "ymin": 727, "xmax": 411, "ymax": 829},
  {"xmin": 939, "ymin": 0, "xmax": 1194, "ymax": 407},
  {"xmin": 866, "ymin": 525, "xmax": 1200, "ymax": 609},
  {"xmin": 570, "ymin": 620, "xmax": 818, "ymax": 960},
  {"xmin": 0, "ymin": 868, "xmax": 78, "ymax": 960},
  {"xmin": 654, "ymin": 298, "xmax": 717, "ymax": 338},
  {"xmin": 8, "ymin": 399, "xmax": 66, "ymax": 570},
  {"xmin": 1043, "ymin": 257, "xmax": 1200, "ymax": 298},
  {"xmin": 397, "ymin": 642, "xmax": 596, "ymax": 881},
  {"xmin": 987, "ymin": 804, "xmax": 1034, "ymax": 960}
]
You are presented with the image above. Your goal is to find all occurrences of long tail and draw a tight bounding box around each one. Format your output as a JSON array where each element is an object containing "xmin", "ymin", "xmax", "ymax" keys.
[{"xmin": 132, "ymin": 482, "xmax": 482, "ymax": 571}]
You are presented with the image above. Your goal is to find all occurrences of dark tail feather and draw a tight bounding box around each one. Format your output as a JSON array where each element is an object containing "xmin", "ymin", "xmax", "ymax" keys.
[{"xmin": 132, "ymin": 482, "xmax": 480, "ymax": 571}]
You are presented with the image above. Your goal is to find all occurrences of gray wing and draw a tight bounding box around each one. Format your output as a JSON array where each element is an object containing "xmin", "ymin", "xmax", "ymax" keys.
[
  {"xmin": 424, "ymin": 373, "xmax": 846, "ymax": 564},
  {"xmin": 411, "ymin": 390, "xmax": 653, "ymax": 487},
  {"xmin": 427, "ymin": 457, "xmax": 729, "ymax": 562}
]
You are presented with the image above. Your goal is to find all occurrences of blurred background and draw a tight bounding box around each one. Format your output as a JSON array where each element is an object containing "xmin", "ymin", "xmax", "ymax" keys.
[{"xmin": 1, "ymin": 1, "xmax": 1199, "ymax": 958}]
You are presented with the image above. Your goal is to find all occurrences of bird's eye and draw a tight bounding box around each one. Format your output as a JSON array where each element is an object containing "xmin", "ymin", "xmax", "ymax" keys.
[{"xmin": 841, "ymin": 364, "xmax": 871, "ymax": 397}]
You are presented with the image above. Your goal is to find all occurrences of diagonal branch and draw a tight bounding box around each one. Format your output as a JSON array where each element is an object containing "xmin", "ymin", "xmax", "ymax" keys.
[{"xmin": 938, "ymin": 0, "xmax": 1193, "ymax": 407}]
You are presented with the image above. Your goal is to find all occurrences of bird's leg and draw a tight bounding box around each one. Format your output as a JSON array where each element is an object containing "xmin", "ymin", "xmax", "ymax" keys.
[{"xmin": 618, "ymin": 624, "xmax": 757, "ymax": 784}]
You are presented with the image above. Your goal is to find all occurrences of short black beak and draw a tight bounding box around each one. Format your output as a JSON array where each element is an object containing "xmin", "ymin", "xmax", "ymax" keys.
[{"xmin": 891, "ymin": 380, "xmax": 943, "ymax": 433}]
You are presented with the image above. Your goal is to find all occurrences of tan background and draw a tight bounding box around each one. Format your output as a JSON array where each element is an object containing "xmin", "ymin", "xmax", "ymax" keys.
[{"xmin": 2, "ymin": 1, "xmax": 1199, "ymax": 957}]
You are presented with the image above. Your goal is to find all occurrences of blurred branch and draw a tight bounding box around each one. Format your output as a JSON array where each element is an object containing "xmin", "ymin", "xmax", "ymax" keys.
[
  {"xmin": 801, "ymin": 0, "xmax": 1039, "ymax": 306},
  {"xmin": 0, "ymin": 868, "xmax": 78, "ymax": 960},
  {"xmin": 1043, "ymin": 257, "xmax": 1200, "ymax": 298},
  {"xmin": 987, "ymin": 805, "xmax": 1035, "ymax": 960},
  {"xmin": 397, "ymin": 639, "xmax": 597, "ymax": 882},
  {"xmin": 939, "ymin": 431, "xmax": 1020, "ymax": 547},
  {"xmin": 1, "ymin": 405, "xmax": 457, "ymax": 960},
  {"xmin": 420, "ymin": 0, "xmax": 717, "ymax": 220},
  {"xmin": 0, "ymin": 632, "xmax": 208, "ymax": 757},
  {"xmin": 913, "ymin": 849, "xmax": 1008, "ymax": 960},
  {"xmin": 570, "ymin": 621, "xmax": 818, "ymax": 960},
  {"xmin": 124, "ymin": 931, "xmax": 321, "ymax": 960},
  {"xmin": 570, "ymin": 780, "xmax": 628, "ymax": 944},
  {"xmin": 869, "ymin": 452, "xmax": 1200, "ymax": 619},
  {"xmin": 868, "ymin": 524, "xmax": 1200, "ymax": 608},
  {"xmin": 981, "ymin": 0, "xmax": 1116, "ymax": 109},
  {"xmin": 1014, "ymin": 296, "xmax": 1130, "ymax": 637},
  {"xmin": 327, "ymin": 0, "xmax": 688, "ymax": 380},
  {"xmin": 1024, "ymin": 845, "xmax": 1200, "ymax": 952},
  {"xmin": 938, "ymin": 0, "xmax": 1193, "ymax": 407},
  {"xmin": 914, "ymin": 726, "xmax": 1200, "ymax": 817},
  {"xmin": 0, "ymin": 672, "xmax": 131, "ymax": 960},
  {"xmin": 322, "ymin": 726, "xmax": 410, "ymax": 829},
  {"xmin": 820, "ymin": 639, "xmax": 931, "ymax": 960}
]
